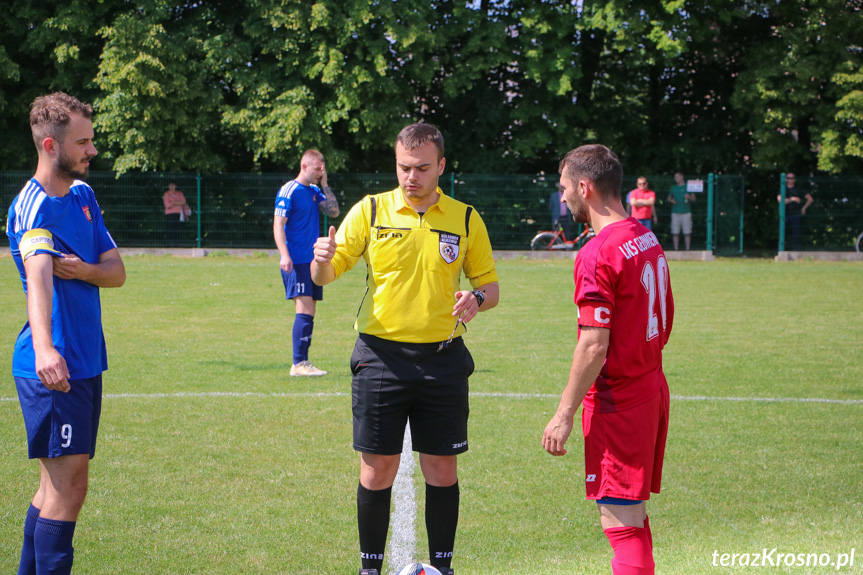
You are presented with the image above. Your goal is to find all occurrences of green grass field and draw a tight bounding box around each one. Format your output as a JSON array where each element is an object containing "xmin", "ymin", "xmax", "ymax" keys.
[{"xmin": 1, "ymin": 255, "xmax": 861, "ymax": 574}]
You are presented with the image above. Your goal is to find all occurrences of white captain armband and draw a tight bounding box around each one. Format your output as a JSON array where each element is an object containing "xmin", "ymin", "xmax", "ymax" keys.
[{"xmin": 20, "ymin": 229, "xmax": 64, "ymax": 260}]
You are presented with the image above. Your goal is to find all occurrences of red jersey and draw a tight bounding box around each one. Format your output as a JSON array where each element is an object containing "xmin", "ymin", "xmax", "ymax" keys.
[
  {"xmin": 629, "ymin": 189, "xmax": 655, "ymax": 220},
  {"xmin": 574, "ymin": 217, "xmax": 673, "ymax": 413}
]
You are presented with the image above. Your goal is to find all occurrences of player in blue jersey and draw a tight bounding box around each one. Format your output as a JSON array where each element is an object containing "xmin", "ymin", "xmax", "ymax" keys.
[
  {"xmin": 274, "ymin": 149, "xmax": 340, "ymax": 376},
  {"xmin": 8, "ymin": 92, "xmax": 126, "ymax": 575}
]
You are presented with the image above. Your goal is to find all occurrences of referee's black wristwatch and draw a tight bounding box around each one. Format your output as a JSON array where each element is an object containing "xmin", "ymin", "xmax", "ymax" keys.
[{"xmin": 471, "ymin": 290, "xmax": 485, "ymax": 308}]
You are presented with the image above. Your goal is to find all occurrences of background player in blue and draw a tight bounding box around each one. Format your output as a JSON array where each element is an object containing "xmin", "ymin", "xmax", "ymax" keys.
[
  {"xmin": 7, "ymin": 92, "xmax": 126, "ymax": 575},
  {"xmin": 273, "ymin": 149, "xmax": 340, "ymax": 376}
]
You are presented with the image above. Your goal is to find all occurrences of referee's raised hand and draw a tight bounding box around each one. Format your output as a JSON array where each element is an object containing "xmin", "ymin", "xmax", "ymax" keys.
[
  {"xmin": 314, "ymin": 226, "xmax": 337, "ymax": 263},
  {"xmin": 311, "ymin": 226, "xmax": 338, "ymax": 286}
]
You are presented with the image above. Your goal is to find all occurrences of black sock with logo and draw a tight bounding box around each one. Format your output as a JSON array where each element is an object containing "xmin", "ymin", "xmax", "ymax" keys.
[
  {"xmin": 357, "ymin": 483, "xmax": 391, "ymax": 572},
  {"xmin": 425, "ymin": 482, "xmax": 459, "ymax": 569}
]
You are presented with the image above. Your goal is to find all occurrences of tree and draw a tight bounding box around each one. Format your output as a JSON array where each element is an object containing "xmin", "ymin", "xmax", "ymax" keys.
[
  {"xmin": 0, "ymin": 0, "xmax": 862, "ymax": 179},
  {"xmin": 95, "ymin": 3, "xmax": 226, "ymax": 172},
  {"xmin": 819, "ymin": 59, "xmax": 863, "ymax": 172},
  {"xmin": 731, "ymin": 0, "xmax": 863, "ymax": 173},
  {"xmin": 0, "ymin": 0, "xmax": 117, "ymax": 171}
]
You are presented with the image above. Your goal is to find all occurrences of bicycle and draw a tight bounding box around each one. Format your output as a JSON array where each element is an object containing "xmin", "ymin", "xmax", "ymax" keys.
[
  {"xmin": 530, "ymin": 224, "xmax": 594, "ymax": 251},
  {"xmin": 856, "ymin": 230, "xmax": 863, "ymax": 253}
]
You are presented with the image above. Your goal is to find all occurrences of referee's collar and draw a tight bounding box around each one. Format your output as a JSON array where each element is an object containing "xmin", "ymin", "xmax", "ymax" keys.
[{"xmin": 394, "ymin": 186, "xmax": 449, "ymax": 214}]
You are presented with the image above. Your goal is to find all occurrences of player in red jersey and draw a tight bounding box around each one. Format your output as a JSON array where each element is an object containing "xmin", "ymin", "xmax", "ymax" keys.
[{"xmin": 542, "ymin": 144, "xmax": 673, "ymax": 574}]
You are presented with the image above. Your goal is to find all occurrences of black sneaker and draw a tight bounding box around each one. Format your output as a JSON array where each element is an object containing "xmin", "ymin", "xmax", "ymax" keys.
[
  {"xmin": 358, "ymin": 570, "xmax": 379, "ymax": 575},
  {"xmin": 436, "ymin": 569, "xmax": 454, "ymax": 575}
]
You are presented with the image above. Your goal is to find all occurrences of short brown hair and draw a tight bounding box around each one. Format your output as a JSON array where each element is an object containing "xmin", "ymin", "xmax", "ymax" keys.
[
  {"xmin": 302, "ymin": 149, "xmax": 324, "ymax": 163},
  {"xmin": 395, "ymin": 123, "xmax": 445, "ymax": 161},
  {"xmin": 30, "ymin": 92, "xmax": 93, "ymax": 149},
  {"xmin": 559, "ymin": 144, "xmax": 623, "ymax": 201}
]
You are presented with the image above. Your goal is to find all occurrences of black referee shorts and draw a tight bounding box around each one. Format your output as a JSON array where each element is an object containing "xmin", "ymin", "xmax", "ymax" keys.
[{"xmin": 351, "ymin": 333, "xmax": 475, "ymax": 456}]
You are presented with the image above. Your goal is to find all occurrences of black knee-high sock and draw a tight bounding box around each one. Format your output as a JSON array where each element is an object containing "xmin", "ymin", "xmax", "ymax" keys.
[
  {"xmin": 357, "ymin": 483, "xmax": 391, "ymax": 572},
  {"xmin": 425, "ymin": 482, "xmax": 459, "ymax": 569}
]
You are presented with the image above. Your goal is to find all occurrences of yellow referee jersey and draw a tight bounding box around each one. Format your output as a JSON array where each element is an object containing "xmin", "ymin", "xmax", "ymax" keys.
[{"xmin": 331, "ymin": 187, "xmax": 498, "ymax": 343}]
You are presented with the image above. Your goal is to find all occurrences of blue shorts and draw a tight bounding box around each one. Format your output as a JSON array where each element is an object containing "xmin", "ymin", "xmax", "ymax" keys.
[
  {"xmin": 281, "ymin": 262, "xmax": 323, "ymax": 301},
  {"xmin": 15, "ymin": 375, "xmax": 103, "ymax": 459}
]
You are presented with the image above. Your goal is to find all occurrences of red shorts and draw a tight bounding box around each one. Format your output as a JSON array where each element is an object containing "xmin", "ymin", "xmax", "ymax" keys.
[{"xmin": 582, "ymin": 383, "xmax": 669, "ymax": 501}]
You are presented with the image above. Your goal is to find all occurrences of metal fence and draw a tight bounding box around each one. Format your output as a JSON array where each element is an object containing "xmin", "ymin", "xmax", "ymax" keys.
[
  {"xmin": 619, "ymin": 173, "xmax": 743, "ymax": 255},
  {"xmin": 449, "ymin": 173, "xmax": 732, "ymax": 253},
  {"xmin": 3, "ymin": 169, "xmax": 859, "ymax": 253},
  {"xmin": 778, "ymin": 173, "xmax": 863, "ymax": 252}
]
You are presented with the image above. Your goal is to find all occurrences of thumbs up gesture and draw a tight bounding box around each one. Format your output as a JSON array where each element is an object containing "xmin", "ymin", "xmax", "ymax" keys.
[{"xmin": 314, "ymin": 225, "xmax": 337, "ymax": 265}]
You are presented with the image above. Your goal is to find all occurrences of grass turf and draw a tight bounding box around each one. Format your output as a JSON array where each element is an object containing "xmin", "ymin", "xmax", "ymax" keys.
[{"xmin": 1, "ymin": 255, "xmax": 861, "ymax": 574}]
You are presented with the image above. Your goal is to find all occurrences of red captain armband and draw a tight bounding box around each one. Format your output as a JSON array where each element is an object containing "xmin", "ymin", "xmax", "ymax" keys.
[{"xmin": 577, "ymin": 301, "xmax": 612, "ymax": 328}]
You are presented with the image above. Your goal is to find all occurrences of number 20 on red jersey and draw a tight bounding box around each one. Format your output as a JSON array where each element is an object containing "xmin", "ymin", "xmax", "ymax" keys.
[{"xmin": 640, "ymin": 255, "xmax": 670, "ymax": 342}]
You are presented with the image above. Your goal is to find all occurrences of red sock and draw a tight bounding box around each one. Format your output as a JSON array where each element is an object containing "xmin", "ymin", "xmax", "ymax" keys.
[{"xmin": 604, "ymin": 525, "xmax": 655, "ymax": 575}]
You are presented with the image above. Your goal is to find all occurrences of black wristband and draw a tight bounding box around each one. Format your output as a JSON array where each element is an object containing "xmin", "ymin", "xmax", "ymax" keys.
[{"xmin": 471, "ymin": 290, "xmax": 485, "ymax": 308}]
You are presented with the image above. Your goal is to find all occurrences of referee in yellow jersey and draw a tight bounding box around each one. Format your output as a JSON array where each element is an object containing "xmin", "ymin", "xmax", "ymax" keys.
[{"xmin": 312, "ymin": 123, "xmax": 499, "ymax": 575}]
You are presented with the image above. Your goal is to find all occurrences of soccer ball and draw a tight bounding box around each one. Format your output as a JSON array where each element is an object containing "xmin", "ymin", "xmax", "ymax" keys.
[{"xmin": 396, "ymin": 564, "xmax": 442, "ymax": 575}]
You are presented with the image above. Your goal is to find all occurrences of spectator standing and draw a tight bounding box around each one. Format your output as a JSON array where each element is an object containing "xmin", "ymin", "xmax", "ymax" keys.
[
  {"xmin": 629, "ymin": 177, "xmax": 656, "ymax": 230},
  {"xmin": 777, "ymin": 172, "xmax": 813, "ymax": 251},
  {"xmin": 668, "ymin": 172, "xmax": 696, "ymax": 250}
]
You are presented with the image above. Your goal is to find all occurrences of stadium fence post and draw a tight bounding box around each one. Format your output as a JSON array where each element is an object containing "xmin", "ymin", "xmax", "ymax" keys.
[
  {"xmin": 196, "ymin": 172, "xmax": 202, "ymax": 249},
  {"xmin": 778, "ymin": 173, "xmax": 786, "ymax": 253},
  {"xmin": 707, "ymin": 173, "xmax": 715, "ymax": 252},
  {"xmin": 738, "ymin": 176, "xmax": 745, "ymax": 254}
]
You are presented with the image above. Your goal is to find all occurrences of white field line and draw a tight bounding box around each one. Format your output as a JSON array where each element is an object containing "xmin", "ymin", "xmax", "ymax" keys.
[
  {"xmin": 1, "ymin": 392, "xmax": 862, "ymax": 404},
  {"xmin": 476, "ymin": 393, "xmax": 863, "ymax": 405},
  {"xmin": 388, "ymin": 426, "xmax": 416, "ymax": 575}
]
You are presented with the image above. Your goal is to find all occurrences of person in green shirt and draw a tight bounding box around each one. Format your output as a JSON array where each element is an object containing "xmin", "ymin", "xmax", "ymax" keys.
[{"xmin": 667, "ymin": 172, "xmax": 696, "ymax": 250}]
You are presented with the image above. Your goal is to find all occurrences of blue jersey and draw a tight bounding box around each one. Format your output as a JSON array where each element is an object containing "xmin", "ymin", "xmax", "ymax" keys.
[
  {"xmin": 7, "ymin": 178, "xmax": 118, "ymax": 380},
  {"xmin": 274, "ymin": 180, "xmax": 326, "ymax": 264}
]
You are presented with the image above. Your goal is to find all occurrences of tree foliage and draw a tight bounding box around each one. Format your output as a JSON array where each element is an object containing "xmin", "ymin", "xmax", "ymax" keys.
[
  {"xmin": 731, "ymin": 0, "xmax": 863, "ymax": 173},
  {"xmin": 0, "ymin": 0, "xmax": 860, "ymax": 178}
]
